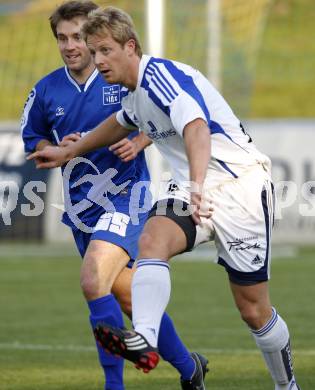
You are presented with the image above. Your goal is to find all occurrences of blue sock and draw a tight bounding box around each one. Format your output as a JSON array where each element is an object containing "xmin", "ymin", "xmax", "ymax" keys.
[
  {"xmin": 88, "ymin": 294, "xmax": 125, "ymax": 390},
  {"xmin": 158, "ymin": 312, "xmax": 195, "ymax": 380}
]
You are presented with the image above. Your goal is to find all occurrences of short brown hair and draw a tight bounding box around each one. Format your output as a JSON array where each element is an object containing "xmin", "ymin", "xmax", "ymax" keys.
[
  {"xmin": 49, "ymin": 0, "xmax": 98, "ymax": 38},
  {"xmin": 82, "ymin": 7, "xmax": 142, "ymax": 57}
]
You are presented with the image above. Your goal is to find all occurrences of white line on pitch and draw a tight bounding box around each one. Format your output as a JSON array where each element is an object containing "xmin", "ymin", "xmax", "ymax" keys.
[
  {"xmin": 0, "ymin": 342, "xmax": 314, "ymax": 356},
  {"xmin": 0, "ymin": 342, "xmax": 95, "ymax": 352}
]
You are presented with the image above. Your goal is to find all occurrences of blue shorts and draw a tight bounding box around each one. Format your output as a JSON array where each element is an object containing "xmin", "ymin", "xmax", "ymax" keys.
[{"xmin": 72, "ymin": 205, "xmax": 148, "ymax": 266}]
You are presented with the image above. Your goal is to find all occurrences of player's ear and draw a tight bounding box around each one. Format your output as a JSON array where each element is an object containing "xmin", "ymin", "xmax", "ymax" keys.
[{"xmin": 125, "ymin": 39, "xmax": 136, "ymax": 55}]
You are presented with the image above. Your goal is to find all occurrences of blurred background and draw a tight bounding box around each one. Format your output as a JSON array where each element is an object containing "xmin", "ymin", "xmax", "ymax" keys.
[
  {"xmin": 0, "ymin": 1, "xmax": 315, "ymax": 389},
  {"xmin": 1, "ymin": 0, "xmax": 315, "ymax": 119}
]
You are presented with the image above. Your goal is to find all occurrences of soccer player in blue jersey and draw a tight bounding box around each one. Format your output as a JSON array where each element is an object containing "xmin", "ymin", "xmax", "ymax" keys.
[
  {"xmin": 28, "ymin": 5, "xmax": 301, "ymax": 390},
  {"xmin": 22, "ymin": 2, "xmax": 209, "ymax": 390}
]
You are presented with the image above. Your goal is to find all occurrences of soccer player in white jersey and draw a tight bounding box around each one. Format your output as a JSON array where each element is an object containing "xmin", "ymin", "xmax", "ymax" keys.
[
  {"xmin": 22, "ymin": 2, "xmax": 209, "ymax": 390},
  {"xmin": 28, "ymin": 6, "xmax": 301, "ymax": 390}
]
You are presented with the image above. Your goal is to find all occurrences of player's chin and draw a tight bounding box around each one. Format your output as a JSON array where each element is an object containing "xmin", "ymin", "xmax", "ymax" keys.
[
  {"xmin": 102, "ymin": 72, "xmax": 117, "ymax": 84},
  {"xmin": 104, "ymin": 76, "xmax": 115, "ymax": 84},
  {"xmin": 66, "ymin": 62, "xmax": 83, "ymax": 72}
]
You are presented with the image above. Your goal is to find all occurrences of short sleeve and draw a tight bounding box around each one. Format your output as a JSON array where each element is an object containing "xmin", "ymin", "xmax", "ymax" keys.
[
  {"xmin": 169, "ymin": 93, "xmax": 208, "ymax": 137},
  {"xmin": 21, "ymin": 86, "xmax": 53, "ymax": 152},
  {"xmin": 142, "ymin": 59, "xmax": 210, "ymax": 138},
  {"xmin": 116, "ymin": 109, "xmax": 138, "ymax": 130}
]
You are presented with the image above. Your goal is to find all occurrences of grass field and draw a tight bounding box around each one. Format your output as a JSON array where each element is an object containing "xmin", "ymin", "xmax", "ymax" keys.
[{"xmin": 0, "ymin": 245, "xmax": 315, "ymax": 389}]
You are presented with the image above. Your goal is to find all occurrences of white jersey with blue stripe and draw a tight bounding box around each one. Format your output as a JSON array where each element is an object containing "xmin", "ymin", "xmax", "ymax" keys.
[
  {"xmin": 116, "ymin": 55, "xmax": 270, "ymax": 184},
  {"xmin": 21, "ymin": 66, "xmax": 150, "ymax": 228}
]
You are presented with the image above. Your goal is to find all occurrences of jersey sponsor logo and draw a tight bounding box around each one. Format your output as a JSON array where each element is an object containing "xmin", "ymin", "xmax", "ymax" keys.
[
  {"xmin": 55, "ymin": 106, "xmax": 65, "ymax": 117},
  {"xmin": 148, "ymin": 120, "xmax": 158, "ymax": 132},
  {"xmin": 147, "ymin": 128, "xmax": 177, "ymax": 140},
  {"xmin": 103, "ymin": 85, "xmax": 120, "ymax": 105},
  {"xmin": 21, "ymin": 88, "xmax": 36, "ymax": 132},
  {"xmin": 147, "ymin": 120, "xmax": 176, "ymax": 140}
]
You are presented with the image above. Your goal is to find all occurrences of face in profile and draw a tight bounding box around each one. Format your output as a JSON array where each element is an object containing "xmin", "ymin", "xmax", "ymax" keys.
[{"xmin": 87, "ymin": 31, "xmax": 136, "ymax": 87}]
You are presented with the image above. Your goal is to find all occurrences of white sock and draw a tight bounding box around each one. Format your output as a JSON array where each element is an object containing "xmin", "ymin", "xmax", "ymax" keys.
[
  {"xmin": 251, "ymin": 308, "xmax": 299, "ymax": 390},
  {"xmin": 131, "ymin": 259, "xmax": 171, "ymax": 348},
  {"xmin": 275, "ymin": 377, "xmax": 299, "ymax": 390}
]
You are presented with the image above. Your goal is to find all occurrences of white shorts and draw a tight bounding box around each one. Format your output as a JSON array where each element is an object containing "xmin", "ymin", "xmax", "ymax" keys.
[{"xmin": 158, "ymin": 165, "xmax": 274, "ymax": 284}]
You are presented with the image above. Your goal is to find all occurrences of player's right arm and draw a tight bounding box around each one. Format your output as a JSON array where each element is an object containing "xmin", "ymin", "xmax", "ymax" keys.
[
  {"xmin": 21, "ymin": 86, "xmax": 54, "ymax": 153},
  {"xmin": 21, "ymin": 85, "xmax": 60, "ymax": 170},
  {"xmin": 27, "ymin": 113, "xmax": 132, "ymax": 168}
]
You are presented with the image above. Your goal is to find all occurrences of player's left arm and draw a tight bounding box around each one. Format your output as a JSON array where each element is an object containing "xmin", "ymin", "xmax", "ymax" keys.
[
  {"xmin": 183, "ymin": 118, "xmax": 211, "ymax": 225},
  {"xmin": 109, "ymin": 132, "xmax": 152, "ymax": 162}
]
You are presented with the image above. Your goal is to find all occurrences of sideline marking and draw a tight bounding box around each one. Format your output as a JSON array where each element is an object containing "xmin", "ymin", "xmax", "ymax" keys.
[{"xmin": 1, "ymin": 342, "xmax": 314, "ymax": 356}]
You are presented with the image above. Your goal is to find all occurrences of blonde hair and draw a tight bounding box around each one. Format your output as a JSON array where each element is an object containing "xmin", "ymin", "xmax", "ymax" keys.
[{"xmin": 82, "ymin": 7, "xmax": 142, "ymax": 57}]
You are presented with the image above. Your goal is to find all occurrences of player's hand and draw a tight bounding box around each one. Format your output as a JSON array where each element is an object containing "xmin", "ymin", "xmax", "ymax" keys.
[
  {"xmin": 60, "ymin": 132, "xmax": 81, "ymax": 147},
  {"xmin": 27, "ymin": 145, "xmax": 70, "ymax": 169},
  {"xmin": 109, "ymin": 138, "xmax": 138, "ymax": 162},
  {"xmin": 30, "ymin": 145, "xmax": 55, "ymax": 169},
  {"xmin": 190, "ymin": 192, "xmax": 202, "ymax": 225},
  {"xmin": 190, "ymin": 191, "xmax": 214, "ymax": 225}
]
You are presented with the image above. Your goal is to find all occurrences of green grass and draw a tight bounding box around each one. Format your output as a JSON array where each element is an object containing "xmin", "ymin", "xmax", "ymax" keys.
[{"xmin": 0, "ymin": 248, "xmax": 315, "ymax": 389}]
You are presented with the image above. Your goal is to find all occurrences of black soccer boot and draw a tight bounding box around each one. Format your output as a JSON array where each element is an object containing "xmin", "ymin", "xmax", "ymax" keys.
[
  {"xmin": 180, "ymin": 352, "xmax": 209, "ymax": 390},
  {"xmin": 94, "ymin": 322, "xmax": 159, "ymax": 373}
]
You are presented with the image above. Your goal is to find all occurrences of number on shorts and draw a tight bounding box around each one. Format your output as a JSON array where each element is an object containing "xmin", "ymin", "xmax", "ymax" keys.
[{"xmin": 95, "ymin": 212, "xmax": 130, "ymax": 237}]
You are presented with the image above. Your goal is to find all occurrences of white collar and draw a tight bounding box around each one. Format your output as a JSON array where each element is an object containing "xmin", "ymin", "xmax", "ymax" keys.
[{"xmin": 64, "ymin": 67, "xmax": 99, "ymax": 92}]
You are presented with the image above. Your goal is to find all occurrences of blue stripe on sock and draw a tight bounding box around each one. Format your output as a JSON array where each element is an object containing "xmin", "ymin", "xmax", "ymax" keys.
[
  {"xmin": 137, "ymin": 260, "xmax": 170, "ymax": 270},
  {"xmin": 252, "ymin": 307, "xmax": 278, "ymax": 337}
]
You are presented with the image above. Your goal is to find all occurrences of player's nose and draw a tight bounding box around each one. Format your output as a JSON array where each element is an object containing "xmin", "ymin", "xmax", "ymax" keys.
[
  {"xmin": 65, "ymin": 38, "xmax": 76, "ymax": 50},
  {"xmin": 94, "ymin": 51, "xmax": 104, "ymax": 66}
]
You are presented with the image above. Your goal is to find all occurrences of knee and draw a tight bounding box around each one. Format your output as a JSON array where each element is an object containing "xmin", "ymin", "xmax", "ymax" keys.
[
  {"xmin": 80, "ymin": 260, "xmax": 111, "ymax": 300},
  {"xmin": 138, "ymin": 231, "xmax": 157, "ymax": 254},
  {"xmin": 238, "ymin": 305, "xmax": 269, "ymax": 330},
  {"xmin": 80, "ymin": 273, "xmax": 101, "ymax": 300}
]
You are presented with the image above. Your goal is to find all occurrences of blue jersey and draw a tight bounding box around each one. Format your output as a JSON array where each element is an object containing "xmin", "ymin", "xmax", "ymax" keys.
[{"xmin": 21, "ymin": 66, "xmax": 150, "ymax": 228}]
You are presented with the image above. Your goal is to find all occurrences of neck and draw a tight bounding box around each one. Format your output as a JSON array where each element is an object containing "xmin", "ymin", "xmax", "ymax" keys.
[
  {"xmin": 68, "ymin": 62, "xmax": 96, "ymax": 84},
  {"xmin": 123, "ymin": 55, "xmax": 141, "ymax": 91}
]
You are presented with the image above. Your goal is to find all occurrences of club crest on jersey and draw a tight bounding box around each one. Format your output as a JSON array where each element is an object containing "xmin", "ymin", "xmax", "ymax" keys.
[
  {"xmin": 103, "ymin": 85, "xmax": 120, "ymax": 105},
  {"xmin": 55, "ymin": 106, "xmax": 65, "ymax": 116}
]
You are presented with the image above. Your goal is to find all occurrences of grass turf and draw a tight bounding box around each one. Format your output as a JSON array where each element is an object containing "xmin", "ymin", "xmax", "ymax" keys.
[{"xmin": 0, "ymin": 247, "xmax": 314, "ymax": 389}]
